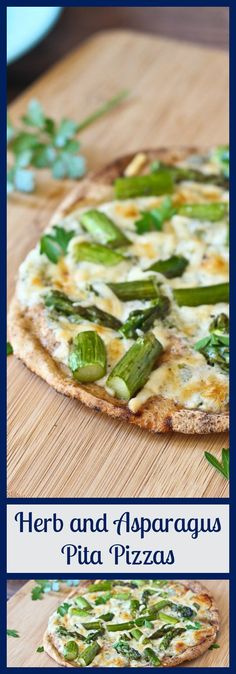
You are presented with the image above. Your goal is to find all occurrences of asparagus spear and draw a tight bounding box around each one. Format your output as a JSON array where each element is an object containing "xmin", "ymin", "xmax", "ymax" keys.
[
  {"xmin": 210, "ymin": 313, "xmax": 229, "ymax": 333},
  {"xmin": 85, "ymin": 628, "xmax": 105, "ymax": 643},
  {"xmin": 106, "ymin": 333, "xmax": 163, "ymax": 400},
  {"xmin": 148, "ymin": 600, "xmax": 172, "ymax": 613},
  {"xmin": 147, "ymin": 255, "xmax": 188, "ymax": 278},
  {"xmin": 75, "ymin": 596, "xmax": 92, "ymax": 610},
  {"xmin": 176, "ymin": 202, "xmax": 228, "ymax": 221},
  {"xmin": 69, "ymin": 331, "xmax": 107, "ymax": 383},
  {"xmin": 130, "ymin": 628, "xmax": 143, "ymax": 641},
  {"xmin": 80, "ymin": 209, "xmax": 129, "ymax": 247},
  {"xmin": 151, "ymin": 161, "xmax": 229, "ymax": 188},
  {"xmin": 80, "ymin": 641, "xmax": 101, "ymax": 666},
  {"xmin": 141, "ymin": 588, "xmax": 158, "ymax": 606},
  {"xmin": 87, "ymin": 581, "xmax": 113, "ymax": 592},
  {"xmin": 115, "ymin": 171, "xmax": 173, "ymax": 199},
  {"xmin": 173, "ymin": 282, "xmax": 229, "ymax": 307},
  {"xmin": 107, "ymin": 622, "xmax": 135, "ymax": 632},
  {"xmin": 74, "ymin": 241, "xmax": 126, "ymax": 266},
  {"xmin": 145, "ymin": 625, "xmax": 173, "ymax": 641},
  {"xmin": 120, "ymin": 297, "xmax": 170, "ymax": 339},
  {"xmin": 45, "ymin": 290, "xmax": 122, "ymax": 331},
  {"xmin": 172, "ymin": 604, "xmax": 196, "ymax": 619},
  {"xmin": 70, "ymin": 607, "xmax": 92, "ymax": 617},
  {"xmin": 57, "ymin": 626, "xmax": 86, "ymax": 641},
  {"xmin": 135, "ymin": 615, "xmax": 158, "ymax": 627},
  {"xmin": 108, "ymin": 277, "xmax": 160, "ymax": 301},
  {"xmin": 130, "ymin": 599, "xmax": 140, "ymax": 615},
  {"xmin": 82, "ymin": 621, "xmax": 102, "ymax": 630},
  {"xmin": 158, "ymin": 611, "xmax": 179, "ymax": 624},
  {"xmin": 194, "ymin": 313, "xmax": 229, "ymax": 372},
  {"xmin": 95, "ymin": 593, "xmax": 111, "ymax": 605},
  {"xmin": 113, "ymin": 640, "xmax": 141, "ymax": 660},
  {"xmin": 144, "ymin": 647, "xmax": 161, "ymax": 666},
  {"xmin": 63, "ymin": 640, "xmax": 79, "ymax": 661},
  {"xmin": 99, "ymin": 612, "xmax": 115, "ymax": 622}
]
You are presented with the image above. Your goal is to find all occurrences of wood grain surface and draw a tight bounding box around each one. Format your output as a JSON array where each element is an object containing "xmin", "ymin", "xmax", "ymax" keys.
[
  {"xmin": 8, "ymin": 7, "xmax": 229, "ymax": 102},
  {"xmin": 7, "ymin": 579, "xmax": 229, "ymax": 668},
  {"xmin": 7, "ymin": 30, "xmax": 229, "ymax": 499}
]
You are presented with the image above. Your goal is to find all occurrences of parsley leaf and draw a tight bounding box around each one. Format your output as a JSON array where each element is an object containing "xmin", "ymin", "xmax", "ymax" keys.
[
  {"xmin": 31, "ymin": 580, "xmax": 52, "ymax": 600},
  {"xmin": 40, "ymin": 226, "xmax": 75, "ymax": 264},
  {"xmin": 194, "ymin": 313, "xmax": 229, "ymax": 373},
  {"xmin": 57, "ymin": 602, "xmax": 70, "ymax": 617},
  {"xmin": 7, "ymin": 342, "xmax": 13, "ymax": 356},
  {"xmin": 36, "ymin": 645, "xmax": 44, "ymax": 653},
  {"xmin": 7, "ymin": 629, "xmax": 20, "ymax": 638},
  {"xmin": 31, "ymin": 585, "xmax": 45, "ymax": 601},
  {"xmin": 135, "ymin": 197, "xmax": 175, "ymax": 234},
  {"xmin": 209, "ymin": 643, "xmax": 220, "ymax": 650},
  {"xmin": 205, "ymin": 448, "xmax": 229, "ymax": 479},
  {"xmin": 21, "ymin": 99, "xmax": 45, "ymax": 128}
]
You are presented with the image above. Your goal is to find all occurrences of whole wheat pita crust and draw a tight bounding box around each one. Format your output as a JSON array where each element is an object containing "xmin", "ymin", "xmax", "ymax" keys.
[
  {"xmin": 9, "ymin": 147, "xmax": 229, "ymax": 434},
  {"xmin": 43, "ymin": 579, "xmax": 219, "ymax": 668}
]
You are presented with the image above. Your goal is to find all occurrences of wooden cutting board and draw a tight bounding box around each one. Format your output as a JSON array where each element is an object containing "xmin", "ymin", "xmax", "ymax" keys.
[
  {"xmin": 7, "ymin": 30, "xmax": 229, "ymax": 498},
  {"xmin": 7, "ymin": 579, "xmax": 229, "ymax": 667}
]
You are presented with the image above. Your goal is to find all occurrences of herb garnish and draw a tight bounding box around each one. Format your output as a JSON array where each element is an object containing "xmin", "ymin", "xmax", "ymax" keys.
[
  {"xmin": 57, "ymin": 602, "xmax": 70, "ymax": 617},
  {"xmin": 31, "ymin": 579, "xmax": 56, "ymax": 600},
  {"xmin": 36, "ymin": 646, "xmax": 44, "ymax": 652},
  {"xmin": 7, "ymin": 629, "xmax": 20, "ymax": 638},
  {"xmin": 205, "ymin": 448, "xmax": 229, "ymax": 479},
  {"xmin": 7, "ymin": 342, "xmax": 13, "ymax": 356},
  {"xmin": 194, "ymin": 313, "xmax": 229, "ymax": 373},
  {"xmin": 135, "ymin": 197, "xmax": 174, "ymax": 234},
  {"xmin": 209, "ymin": 643, "xmax": 220, "ymax": 650}
]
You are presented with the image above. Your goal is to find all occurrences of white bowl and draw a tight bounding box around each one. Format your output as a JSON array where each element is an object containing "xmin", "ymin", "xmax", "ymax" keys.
[{"xmin": 7, "ymin": 7, "xmax": 62, "ymax": 64}]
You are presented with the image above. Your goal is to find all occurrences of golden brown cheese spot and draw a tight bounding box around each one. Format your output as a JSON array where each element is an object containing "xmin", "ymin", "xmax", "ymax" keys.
[
  {"xmin": 175, "ymin": 641, "xmax": 188, "ymax": 654},
  {"xmin": 107, "ymin": 338, "xmax": 125, "ymax": 365},
  {"xmin": 181, "ymin": 377, "xmax": 228, "ymax": 408},
  {"xmin": 57, "ymin": 258, "xmax": 70, "ymax": 280},
  {"xmin": 175, "ymin": 185, "xmax": 223, "ymax": 205},
  {"xmin": 194, "ymin": 628, "xmax": 214, "ymax": 644},
  {"xmin": 194, "ymin": 594, "xmax": 212, "ymax": 609},
  {"xmin": 115, "ymin": 203, "xmax": 139, "ymax": 219},
  {"xmin": 32, "ymin": 276, "xmax": 42, "ymax": 287},
  {"xmin": 131, "ymin": 241, "xmax": 160, "ymax": 259}
]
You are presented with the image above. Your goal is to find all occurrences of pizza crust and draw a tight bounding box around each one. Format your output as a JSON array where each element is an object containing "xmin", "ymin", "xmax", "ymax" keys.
[
  {"xmin": 43, "ymin": 580, "xmax": 219, "ymax": 668},
  {"xmin": 9, "ymin": 147, "xmax": 229, "ymax": 434}
]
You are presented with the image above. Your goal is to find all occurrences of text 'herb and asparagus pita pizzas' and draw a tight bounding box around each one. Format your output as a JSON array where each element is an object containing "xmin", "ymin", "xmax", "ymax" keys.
[
  {"xmin": 9, "ymin": 146, "xmax": 229, "ymax": 433},
  {"xmin": 43, "ymin": 579, "xmax": 219, "ymax": 667}
]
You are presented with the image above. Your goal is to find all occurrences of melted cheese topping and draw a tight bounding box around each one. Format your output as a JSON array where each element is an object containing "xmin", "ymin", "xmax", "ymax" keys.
[
  {"xmin": 16, "ymin": 152, "xmax": 229, "ymax": 414},
  {"xmin": 47, "ymin": 579, "xmax": 216, "ymax": 667}
]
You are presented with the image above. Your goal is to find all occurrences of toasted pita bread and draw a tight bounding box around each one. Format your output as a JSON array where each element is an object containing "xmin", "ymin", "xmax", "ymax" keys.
[
  {"xmin": 9, "ymin": 147, "xmax": 229, "ymax": 434},
  {"xmin": 43, "ymin": 579, "xmax": 219, "ymax": 668}
]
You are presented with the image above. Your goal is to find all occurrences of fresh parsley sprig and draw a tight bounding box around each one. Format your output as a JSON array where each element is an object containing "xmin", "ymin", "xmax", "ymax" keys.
[
  {"xmin": 135, "ymin": 197, "xmax": 175, "ymax": 234},
  {"xmin": 205, "ymin": 448, "xmax": 229, "ymax": 479},
  {"xmin": 7, "ymin": 91, "xmax": 129, "ymax": 194},
  {"xmin": 31, "ymin": 579, "xmax": 79, "ymax": 600}
]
